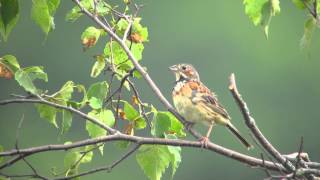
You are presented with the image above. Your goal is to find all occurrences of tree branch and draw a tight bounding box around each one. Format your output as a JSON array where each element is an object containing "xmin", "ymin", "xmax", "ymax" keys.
[
  {"xmin": 0, "ymin": 132, "xmax": 286, "ymax": 172},
  {"xmin": 53, "ymin": 144, "xmax": 141, "ymax": 180},
  {"xmin": 228, "ymin": 73, "xmax": 296, "ymax": 172},
  {"xmin": 0, "ymin": 98, "xmax": 116, "ymax": 134}
]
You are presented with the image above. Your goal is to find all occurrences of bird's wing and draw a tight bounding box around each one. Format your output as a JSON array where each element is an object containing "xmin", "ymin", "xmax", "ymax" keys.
[{"xmin": 188, "ymin": 80, "xmax": 230, "ymax": 119}]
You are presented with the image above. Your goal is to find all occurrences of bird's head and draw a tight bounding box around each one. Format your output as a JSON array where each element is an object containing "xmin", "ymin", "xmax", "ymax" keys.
[{"xmin": 169, "ymin": 63, "xmax": 200, "ymax": 82}]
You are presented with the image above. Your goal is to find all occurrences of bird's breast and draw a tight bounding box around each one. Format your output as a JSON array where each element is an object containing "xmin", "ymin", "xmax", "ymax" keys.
[{"xmin": 172, "ymin": 83, "xmax": 210, "ymax": 125}]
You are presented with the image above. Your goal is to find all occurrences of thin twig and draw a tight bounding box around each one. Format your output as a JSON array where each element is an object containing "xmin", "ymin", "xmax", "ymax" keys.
[{"xmin": 53, "ymin": 144, "xmax": 140, "ymax": 180}]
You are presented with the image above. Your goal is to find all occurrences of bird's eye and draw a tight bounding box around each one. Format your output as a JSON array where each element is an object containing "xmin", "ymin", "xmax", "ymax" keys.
[{"xmin": 181, "ymin": 66, "xmax": 187, "ymax": 70}]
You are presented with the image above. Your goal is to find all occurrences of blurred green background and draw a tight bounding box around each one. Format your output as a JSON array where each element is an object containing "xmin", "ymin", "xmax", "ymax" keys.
[{"xmin": 1, "ymin": 0, "xmax": 320, "ymax": 179}]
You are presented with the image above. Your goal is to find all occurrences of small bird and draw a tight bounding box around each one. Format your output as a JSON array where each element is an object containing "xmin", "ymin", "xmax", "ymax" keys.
[{"xmin": 170, "ymin": 63, "xmax": 251, "ymax": 149}]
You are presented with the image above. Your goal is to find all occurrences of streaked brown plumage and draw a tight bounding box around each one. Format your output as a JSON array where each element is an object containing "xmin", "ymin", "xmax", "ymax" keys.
[{"xmin": 170, "ymin": 63, "xmax": 252, "ymax": 149}]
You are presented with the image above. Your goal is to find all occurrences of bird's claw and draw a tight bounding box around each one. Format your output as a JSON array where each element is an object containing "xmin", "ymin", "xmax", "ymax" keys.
[{"xmin": 198, "ymin": 136, "xmax": 210, "ymax": 148}]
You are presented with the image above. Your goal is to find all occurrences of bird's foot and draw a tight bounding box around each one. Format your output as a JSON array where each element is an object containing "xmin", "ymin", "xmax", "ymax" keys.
[{"xmin": 198, "ymin": 136, "xmax": 210, "ymax": 148}]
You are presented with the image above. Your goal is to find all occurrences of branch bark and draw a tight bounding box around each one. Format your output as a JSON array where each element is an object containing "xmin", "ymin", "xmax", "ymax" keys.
[{"xmin": 229, "ymin": 73, "xmax": 296, "ymax": 172}]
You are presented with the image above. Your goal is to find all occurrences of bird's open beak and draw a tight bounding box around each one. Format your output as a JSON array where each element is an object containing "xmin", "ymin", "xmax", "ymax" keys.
[{"xmin": 169, "ymin": 65, "xmax": 178, "ymax": 72}]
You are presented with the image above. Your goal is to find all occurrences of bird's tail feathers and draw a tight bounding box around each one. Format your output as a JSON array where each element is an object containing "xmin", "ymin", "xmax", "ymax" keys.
[{"xmin": 226, "ymin": 123, "xmax": 253, "ymax": 150}]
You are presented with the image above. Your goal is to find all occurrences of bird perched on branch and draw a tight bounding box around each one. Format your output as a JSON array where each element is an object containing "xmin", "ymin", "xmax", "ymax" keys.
[{"xmin": 170, "ymin": 63, "xmax": 252, "ymax": 149}]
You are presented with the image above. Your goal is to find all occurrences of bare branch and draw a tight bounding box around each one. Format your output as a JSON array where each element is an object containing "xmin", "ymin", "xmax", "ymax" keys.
[{"xmin": 228, "ymin": 73, "xmax": 296, "ymax": 172}]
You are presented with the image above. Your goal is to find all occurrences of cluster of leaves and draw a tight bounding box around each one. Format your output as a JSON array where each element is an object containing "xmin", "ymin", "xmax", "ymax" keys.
[
  {"xmin": 1, "ymin": 1, "xmax": 184, "ymax": 179},
  {"xmin": 243, "ymin": 0, "xmax": 319, "ymax": 48}
]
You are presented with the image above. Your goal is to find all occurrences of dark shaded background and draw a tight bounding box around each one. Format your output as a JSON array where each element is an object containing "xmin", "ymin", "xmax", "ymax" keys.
[{"xmin": 1, "ymin": 1, "xmax": 320, "ymax": 179}]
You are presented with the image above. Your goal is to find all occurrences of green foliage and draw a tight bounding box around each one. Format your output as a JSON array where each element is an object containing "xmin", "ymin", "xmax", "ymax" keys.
[
  {"xmin": 136, "ymin": 145, "xmax": 172, "ymax": 180},
  {"xmin": 123, "ymin": 100, "xmax": 146, "ymax": 129},
  {"xmin": 62, "ymin": 110, "xmax": 72, "ymax": 135},
  {"xmin": 86, "ymin": 109, "xmax": 115, "ymax": 154},
  {"xmin": 151, "ymin": 111, "xmax": 186, "ymax": 138},
  {"xmin": 15, "ymin": 66, "xmax": 48, "ymax": 95},
  {"xmin": 90, "ymin": 55, "xmax": 106, "ymax": 78},
  {"xmin": 86, "ymin": 109, "xmax": 115, "ymax": 138},
  {"xmin": 104, "ymin": 18, "xmax": 147, "ymax": 76},
  {"xmin": 31, "ymin": 0, "xmax": 60, "ymax": 35},
  {"xmin": 0, "ymin": 0, "xmax": 19, "ymax": 41},
  {"xmin": 64, "ymin": 143, "xmax": 93, "ymax": 178},
  {"xmin": 136, "ymin": 144, "xmax": 181, "ymax": 180},
  {"xmin": 292, "ymin": 0, "xmax": 311, "ymax": 9},
  {"xmin": 0, "ymin": 54, "xmax": 20, "ymax": 73},
  {"xmin": 244, "ymin": 0, "xmax": 280, "ymax": 38},
  {"xmin": 36, "ymin": 81, "xmax": 75, "ymax": 131},
  {"xmin": 66, "ymin": 0, "xmax": 110, "ymax": 22},
  {"xmin": 165, "ymin": 134, "xmax": 182, "ymax": 179},
  {"xmin": 132, "ymin": 18, "xmax": 149, "ymax": 42},
  {"xmin": 52, "ymin": 81, "xmax": 74, "ymax": 104},
  {"xmin": 81, "ymin": 26, "xmax": 106, "ymax": 49},
  {"xmin": 244, "ymin": 0, "xmax": 268, "ymax": 26},
  {"xmin": 87, "ymin": 81, "xmax": 108, "ymax": 109},
  {"xmin": 36, "ymin": 104, "xmax": 58, "ymax": 127},
  {"xmin": 300, "ymin": 17, "xmax": 316, "ymax": 49},
  {"xmin": 116, "ymin": 18, "xmax": 148, "ymax": 42},
  {"xmin": 0, "ymin": 145, "xmax": 3, "ymax": 163}
]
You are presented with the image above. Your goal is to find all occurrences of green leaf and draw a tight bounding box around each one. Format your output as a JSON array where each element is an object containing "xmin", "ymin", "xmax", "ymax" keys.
[
  {"xmin": 136, "ymin": 145, "xmax": 171, "ymax": 180},
  {"xmin": 104, "ymin": 40, "xmax": 128, "ymax": 65},
  {"xmin": 165, "ymin": 134, "xmax": 181, "ymax": 179},
  {"xmin": 0, "ymin": 145, "xmax": 3, "ymax": 163},
  {"xmin": 81, "ymin": 26, "xmax": 104, "ymax": 48},
  {"xmin": 0, "ymin": 0, "xmax": 19, "ymax": 41},
  {"xmin": 64, "ymin": 148, "xmax": 80, "ymax": 169},
  {"xmin": 260, "ymin": 1, "xmax": 272, "ymax": 38},
  {"xmin": 91, "ymin": 55, "xmax": 106, "ymax": 78},
  {"xmin": 15, "ymin": 66, "xmax": 48, "ymax": 95},
  {"xmin": 80, "ymin": 150, "xmax": 93, "ymax": 164},
  {"xmin": 0, "ymin": 54, "xmax": 20, "ymax": 73},
  {"xmin": 87, "ymin": 81, "xmax": 108, "ymax": 109},
  {"xmin": 31, "ymin": 0, "xmax": 53, "ymax": 35},
  {"xmin": 133, "ymin": 69, "xmax": 142, "ymax": 79},
  {"xmin": 135, "ymin": 117, "xmax": 147, "ymax": 129},
  {"xmin": 244, "ymin": 0, "xmax": 280, "ymax": 38},
  {"xmin": 36, "ymin": 104, "xmax": 58, "ymax": 127},
  {"xmin": 104, "ymin": 40, "xmax": 144, "ymax": 73},
  {"xmin": 244, "ymin": 0, "xmax": 268, "ymax": 26},
  {"xmin": 64, "ymin": 143, "xmax": 94, "ymax": 177},
  {"xmin": 61, "ymin": 110, "xmax": 72, "ymax": 134},
  {"xmin": 86, "ymin": 109, "xmax": 115, "ymax": 154},
  {"xmin": 65, "ymin": 0, "xmax": 110, "ymax": 22},
  {"xmin": 64, "ymin": 144, "xmax": 93, "ymax": 165},
  {"xmin": 71, "ymin": 84, "xmax": 87, "ymax": 108},
  {"xmin": 47, "ymin": 0, "xmax": 60, "ymax": 15},
  {"xmin": 292, "ymin": 0, "xmax": 311, "ymax": 9},
  {"xmin": 86, "ymin": 109, "xmax": 115, "ymax": 138},
  {"xmin": 53, "ymin": 81, "xmax": 74, "ymax": 103},
  {"xmin": 116, "ymin": 18, "xmax": 129, "ymax": 36},
  {"xmin": 131, "ymin": 42, "xmax": 144, "ymax": 61},
  {"xmin": 300, "ymin": 17, "xmax": 316, "ymax": 49},
  {"xmin": 123, "ymin": 101, "xmax": 146, "ymax": 129},
  {"xmin": 123, "ymin": 101, "xmax": 139, "ymax": 120},
  {"xmin": 64, "ymin": 150, "xmax": 82, "ymax": 178},
  {"xmin": 152, "ymin": 111, "xmax": 185, "ymax": 138},
  {"xmin": 151, "ymin": 112, "xmax": 171, "ymax": 138},
  {"xmin": 132, "ymin": 18, "xmax": 149, "ymax": 42}
]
